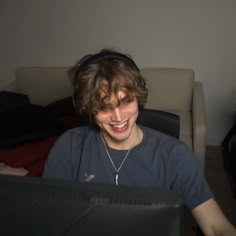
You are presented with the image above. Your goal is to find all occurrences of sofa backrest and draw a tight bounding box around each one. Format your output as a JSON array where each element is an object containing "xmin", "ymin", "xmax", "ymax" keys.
[
  {"xmin": 15, "ymin": 67, "xmax": 72, "ymax": 106},
  {"xmin": 14, "ymin": 67, "xmax": 194, "ymax": 110},
  {"xmin": 141, "ymin": 68, "xmax": 194, "ymax": 112}
]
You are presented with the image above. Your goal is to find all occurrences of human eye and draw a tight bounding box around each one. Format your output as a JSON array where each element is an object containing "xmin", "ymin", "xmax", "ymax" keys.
[
  {"xmin": 121, "ymin": 96, "xmax": 133, "ymax": 104},
  {"xmin": 100, "ymin": 104, "xmax": 113, "ymax": 112}
]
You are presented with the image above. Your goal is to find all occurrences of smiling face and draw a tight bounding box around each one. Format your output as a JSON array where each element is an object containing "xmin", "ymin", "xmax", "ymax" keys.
[
  {"xmin": 94, "ymin": 89, "xmax": 140, "ymax": 150},
  {"xmin": 70, "ymin": 52, "xmax": 148, "ymax": 149}
]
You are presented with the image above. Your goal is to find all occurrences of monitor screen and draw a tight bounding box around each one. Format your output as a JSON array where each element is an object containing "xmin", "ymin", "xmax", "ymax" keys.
[{"xmin": 0, "ymin": 175, "xmax": 183, "ymax": 236}]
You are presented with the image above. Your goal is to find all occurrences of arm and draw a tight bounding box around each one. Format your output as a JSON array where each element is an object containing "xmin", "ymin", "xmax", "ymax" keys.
[
  {"xmin": 42, "ymin": 129, "xmax": 75, "ymax": 179},
  {"xmin": 192, "ymin": 198, "xmax": 236, "ymax": 236}
]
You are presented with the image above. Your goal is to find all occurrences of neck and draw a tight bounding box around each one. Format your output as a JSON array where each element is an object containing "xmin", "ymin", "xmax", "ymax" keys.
[{"xmin": 100, "ymin": 125, "xmax": 143, "ymax": 150}]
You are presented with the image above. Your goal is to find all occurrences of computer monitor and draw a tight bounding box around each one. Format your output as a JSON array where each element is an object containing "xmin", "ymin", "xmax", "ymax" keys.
[{"xmin": 0, "ymin": 175, "xmax": 183, "ymax": 236}]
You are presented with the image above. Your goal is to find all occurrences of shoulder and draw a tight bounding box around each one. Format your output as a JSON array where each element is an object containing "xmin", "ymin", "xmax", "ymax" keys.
[
  {"xmin": 52, "ymin": 126, "xmax": 99, "ymax": 150},
  {"xmin": 140, "ymin": 125, "xmax": 202, "ymax": 170},
  {"xmin": 140, "ymin": 125, "xmax": 180, "ymax": 145},
  {"xmin": 140, "ymin": 125, "xmax": 193, "ymax": 157},
  {"xmin": 43, "ymin": 126, "xmax": 99, "ymax": 178},
  {"xmin": 58, "ymin": 125, "xmax": 97, "ymax": 140},
  {"xmin": 139, "ymin": 126, "xmax": 212, "ymax": 209}
]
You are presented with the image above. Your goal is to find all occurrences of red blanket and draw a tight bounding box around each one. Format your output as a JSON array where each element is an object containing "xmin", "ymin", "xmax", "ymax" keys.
[{"xmin": 0, "ymin": 135, "xmax": 59, "ymax": 177}]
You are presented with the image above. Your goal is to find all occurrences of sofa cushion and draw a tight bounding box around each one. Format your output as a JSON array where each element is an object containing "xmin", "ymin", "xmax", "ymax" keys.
[
  {"xmin": 141, "ymin": 68, "xmax": 194, "ymax": 111},
  {"xmin": 15, "ymin": 67, "xmax": 73, "ymax": 105}
]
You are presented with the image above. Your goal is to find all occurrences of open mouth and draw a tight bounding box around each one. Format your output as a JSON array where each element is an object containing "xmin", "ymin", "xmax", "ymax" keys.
[{"xmin": 110, "ymin": 121, "xmax": 129, "ymax": 131}]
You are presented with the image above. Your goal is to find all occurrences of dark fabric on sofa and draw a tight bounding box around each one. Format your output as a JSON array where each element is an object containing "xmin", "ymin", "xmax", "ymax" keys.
[
  {"xmin": 45, "ymin": 97, "xmax": 76, "ymax": 117},
  {"xmin": 222, "ymin": 122, "xmax": 236, "ymax": 193},
  {"xmin": 0, "ymin": 104, "xmax": 64, "ymax": 148},
  {"xmin": 137, "ymin": 109, "xmax": 180, "ymax": 138},
  {"xmin": 0, "ymin": 90, "xmax": 30, "ymax": 115}
]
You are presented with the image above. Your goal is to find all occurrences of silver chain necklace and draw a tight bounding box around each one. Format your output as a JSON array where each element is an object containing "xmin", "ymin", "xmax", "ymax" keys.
[{"xmin": 100, "ymin": 133, "xmax": 131, "ymax": 186}]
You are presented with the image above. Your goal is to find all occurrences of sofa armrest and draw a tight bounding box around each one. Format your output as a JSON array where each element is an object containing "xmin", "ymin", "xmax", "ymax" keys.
[{"xmin": 192, "ymin": 82, "xmax": 207, "ymax": 168}]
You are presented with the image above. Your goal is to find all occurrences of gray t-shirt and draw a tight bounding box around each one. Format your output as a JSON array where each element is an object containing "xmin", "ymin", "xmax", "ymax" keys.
[{"xmin": 43, "ymin": 125, "xmax": 213, "ymax": 209}]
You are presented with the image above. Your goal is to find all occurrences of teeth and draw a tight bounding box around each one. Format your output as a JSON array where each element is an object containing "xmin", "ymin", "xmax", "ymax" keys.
[{"xmin": 113, "ymin": 122, "xmax": 127, "ymax": 128}]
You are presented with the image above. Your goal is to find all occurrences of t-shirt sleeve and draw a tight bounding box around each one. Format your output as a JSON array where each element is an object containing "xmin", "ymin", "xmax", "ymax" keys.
[
  {"xmin": 168, "ymin": 143, "xmax": 214, "ymax": 209},
  {"xmin": 42, "ymin": 130, "xmax": 75, "ymax": 179}
]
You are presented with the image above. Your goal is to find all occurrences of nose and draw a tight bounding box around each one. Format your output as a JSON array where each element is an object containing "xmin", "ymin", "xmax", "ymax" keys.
[{"xmin": 111, "ymin": 107, "xmax": 123, "ymax": 122}]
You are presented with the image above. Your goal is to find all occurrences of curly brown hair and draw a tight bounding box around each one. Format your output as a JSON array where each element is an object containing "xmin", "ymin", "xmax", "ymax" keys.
[{"xmin": 69, "ymin": 49, "xmax": 148, "ymax": 120}]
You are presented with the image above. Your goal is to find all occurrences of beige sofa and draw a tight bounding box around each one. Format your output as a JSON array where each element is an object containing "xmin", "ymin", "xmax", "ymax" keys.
[{"xmin": 6, "ymin": 67, "xmax": 206, "ymax": 167}]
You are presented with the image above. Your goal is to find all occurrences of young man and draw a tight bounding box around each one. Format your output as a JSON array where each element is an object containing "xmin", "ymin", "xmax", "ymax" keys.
[{"xmin": 43, "ymin": 50, "xmax": 236, "ymax": 236}]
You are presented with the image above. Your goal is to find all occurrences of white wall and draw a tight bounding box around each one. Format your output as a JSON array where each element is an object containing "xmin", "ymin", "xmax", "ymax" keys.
[{"xmin": 1, "ymin": 0, "xmax": 236, "ymax": 145}]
